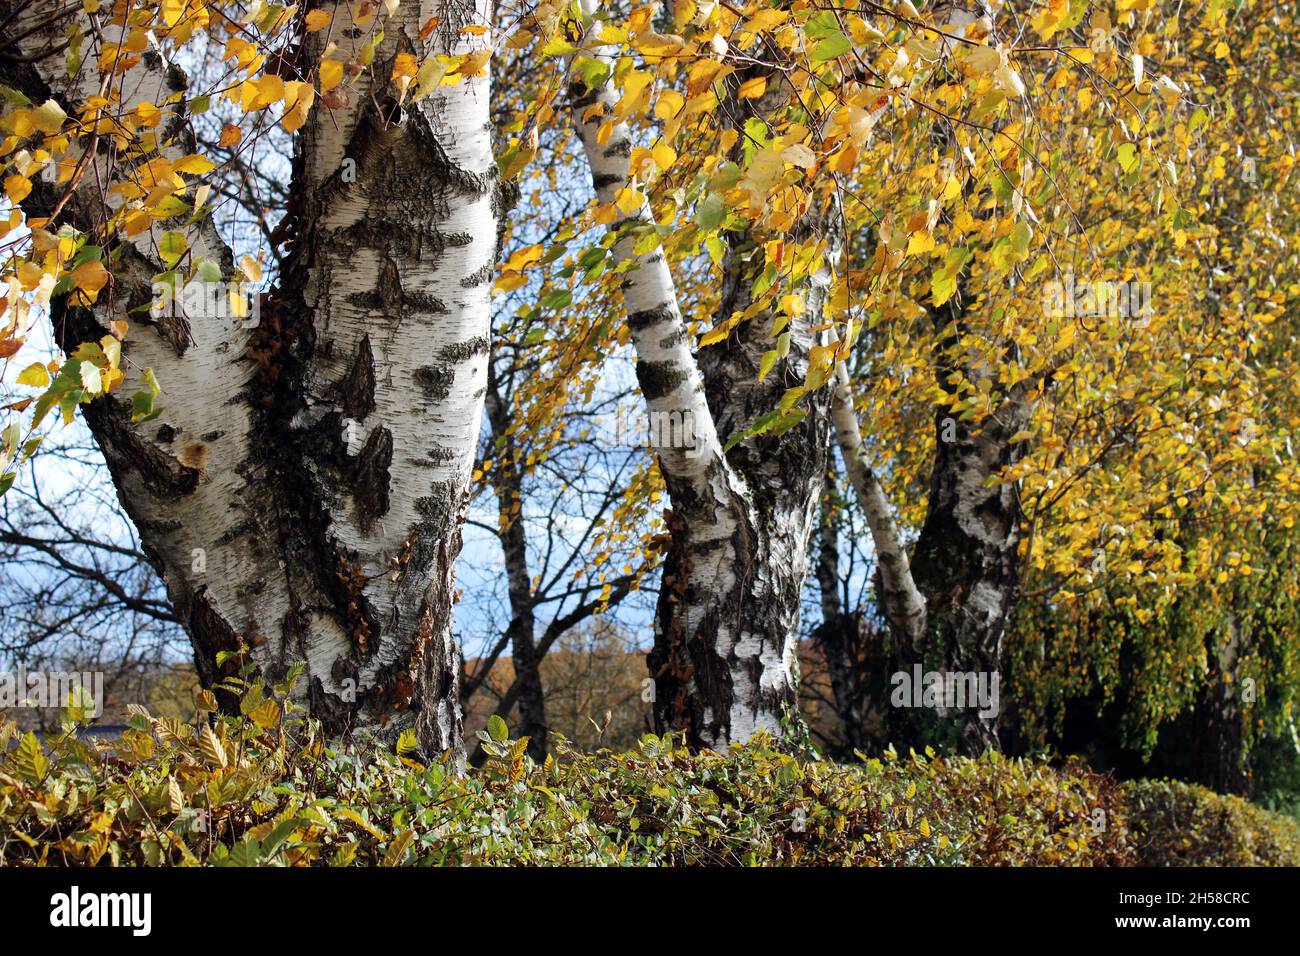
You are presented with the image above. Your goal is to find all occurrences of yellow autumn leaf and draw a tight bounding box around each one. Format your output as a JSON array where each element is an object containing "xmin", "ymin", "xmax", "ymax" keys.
[
  {"xmin": 745, "ymin": 9, "xmax": 788, "ymax": 33},
  {"xmin": 241, "ymin": 74, "xmax": 285, "ymax": 111},
  {"xmin": 31, "ymin": 99, "xmax": 67, "ymax": 135},
  {"xmin": 133, "ymin": 100, "xmax": 163, "ymax": 128},
  {"xmin": 652, "ymin": 142, "xmax": 676, "ymax": 171},
  {"xmin": 501, "ymin": 244, "xmax": 544, "ymax": 273},
  {"xmin": 738, "ymin": 76, "xmax": 767, "ymax": 100},
  {"xmin": 72, "ymin": 259, "xmax": 109, "ymax": 295},
  {"xmin": 304, "ymin": 9, "xmax": 332, "ymax": 32},
  {"xmin": 615, "ymin": 187, "xmax": 644, "ymax": 217},
  {"xmin": 493, "ymin": 272, "xmax": 529, "ymax": 294},
  {"xmin": 450, "ymin": 49, "xmax": 491, "ymax": 79},
  {"xmin": 16, "ymin": 363, "xmax": 49, "ymax": 388},
  {"xmin": 654, "ymin": 90, "xmax": 684, "ymax": 121},
  {"xmin": 240, "ymin": 254, "xmax": 263, "ymax": 283},
  {"xmin": 280, "ymin": 82, "xmax": 316, "ymax": 133},
  {"xmin": 4, "ymin": 175, "xmax": 32, "ymax": 204},
  {"xmin": 124, "ymin": 208, "xmax": 152, "ymax": 237},
  {"xmin": 173, "ymin": 154, "xmax": 216, "ymax": 176},
  {"xmin": 319, "ymin": 59, "xmax": 344, "ymax": 93},
  {"xmin": 159, "ymin": 0, "xmax": 184, "ymax": 27},
  {"xmin": 392, "ymin": 52, "xmax": 418, "ymax": 86}
]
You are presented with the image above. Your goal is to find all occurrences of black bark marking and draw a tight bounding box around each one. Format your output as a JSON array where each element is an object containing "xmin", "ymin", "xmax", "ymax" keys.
[
  {"xmin": 628, "ymin": 303, "xmax": 676, "ymax": 333},
  {"xmin": 460, "ymin": 261, "xmax": 494, "ymax": 288},
  {"xmin": 414, "ymin": 364, "xmax": 455, "ymax": 402},
  {"xmin": 81, "ymin": 396, "xmax": 200, "ymax": 500},
  {"xmin": 424, "ymin": 444, "xmax": 459, "ymax": 464},
  {"xmin": 337, "ymin": 334, "xmax": 377, "ymax": 422},
  {"xmin": 659, "ymin": 328, "xmax": 687, "ymax": 350},
  {"xmin": 637, "ymin": 360, "xmax": 688, "ymax": 402},
  {"xmin": 189, "ymin": 587, "xmax": 247, "ymax": 712},
  {"xmin": 352, "ymin": 426, "xmax": 393, "ymax": 533},
  {"xmin": 438, "ymin": 334, "xmax": 489, "ymax": 364},
  {"xmin": 345, "ymin": 259, "xmax": 448, "ymax": 316},
  {"xmin": 378, "ymin": 256, "xmax": 403, "ymax": 314},
  {"xmin": 409, "ymin": 484, "xmax": 462, "ymax": 576},
  {"xmin": 569, "ymin": 85, "xmax": 600, "ymax": 110}
]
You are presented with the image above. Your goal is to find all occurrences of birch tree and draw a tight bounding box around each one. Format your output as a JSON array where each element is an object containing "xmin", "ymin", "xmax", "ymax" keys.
[
  {"xmin": 531, "ymin": 0, "xmax": 1030, "ymax": 748},
  {"xmin": 562, "ymin": 0, "xmax": 847, "ymax": 747},
  {"xmin": 1, "ymin": 0, "xmax": 500, "ymax": 760},
  {"xmin": 824, "ymin": 0, "xmax": 1030, "ymax": 754}
]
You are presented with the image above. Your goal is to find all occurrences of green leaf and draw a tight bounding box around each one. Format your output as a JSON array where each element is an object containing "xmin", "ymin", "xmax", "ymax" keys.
[
  {"xmin": 803, "ymin": 12, "xmax": 843, "ymax": 40},
  {"xmin": 697, "ymin": 192, "xmax": 725, "ymax": 232},
  {"xmin": 540, "ymin": 289, "xmax": 572, "ymax": 311},
  {"xmin": 159, "ymin": 231, "xmax": 188, "ymax": 267},
  {"xmin": 154, "ymin": 195, "xmax": 190, "ymax": 219},
  {"xmin": 487, "ymin": 714, "xmax": 509, "ymax": 743},
  {"xmin": 14, "ymin": 732, "xmax": 49, "ymax": 783},
  {"xmin": 224, "ymin": 838, "xmax": 261, "ymax": 867},
  {"xmin": 261, "ymin": 818, "xmax": 303, "ymax": 859},
  {"xmin": 810, "ymin": 33, "xmax": 852, "ymax": 63},
  {"xmin": 196, "ymin": 258, "xmax": 223, "ymax": 283},
  {"xmin": 931, "ymin": 271, "xmax": 957, "ymax": 306},
  {"xmin": 70, "ymin": 244, "xmax": 103, "ymax": 267},
  {"xmin": 705, "ymin": 235, "xmax": 726, "ymax": 265},
  {"xmin": 573, "ymin": 55, "xmax": 611, "ymax": 93},
  {"xmin": 0, "ymin": 85, "xmax": 33, "ymax": 108},
  {"xmin": 1011, "ymin": 221, "xmax": 1032, "ymax": 256}
]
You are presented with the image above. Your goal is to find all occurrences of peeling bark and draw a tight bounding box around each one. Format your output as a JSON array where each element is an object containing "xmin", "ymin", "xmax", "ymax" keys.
[
  {"xmin": 4, "ymin": 6, "xmax": 295, "ymax": 714},
  {"xmin": 257, "ymin": 0, "xmax": 498, "ymax": 761}
]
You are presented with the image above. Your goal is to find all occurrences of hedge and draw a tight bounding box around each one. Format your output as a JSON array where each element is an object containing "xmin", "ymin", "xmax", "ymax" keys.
[{"xmin": 2, "ymin": 681, "xmax": 1296, "ymax": 866}]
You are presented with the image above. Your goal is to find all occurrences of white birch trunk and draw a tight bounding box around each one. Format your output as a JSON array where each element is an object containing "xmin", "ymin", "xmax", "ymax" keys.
[
  {"xmin": 6, "ymin": 6, "xmax": 295, "ymax": 698},
  {"xmin": 263, "ymin": 0, "xmax": 497, "ymax": 758},
  {"xmin": 569, "ymin": 2, "xmax": 830, "ymax": 747},
  {"xmin": 832, "ymin": 362, "xmax": 928, "ymax": 654},
  {"xmin": 8, "ymin": 1, "xmax": 499, "ymax": 761}
]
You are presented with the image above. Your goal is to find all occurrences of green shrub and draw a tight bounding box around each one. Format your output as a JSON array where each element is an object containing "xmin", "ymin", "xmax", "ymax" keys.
[
  {"xmin": 1124, "ymin": 778, "xmax": 1300, "ymax": 866},
  {"xmin": 1, "ymin": 681, "xmax": 1294, "ymax": 866}
]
